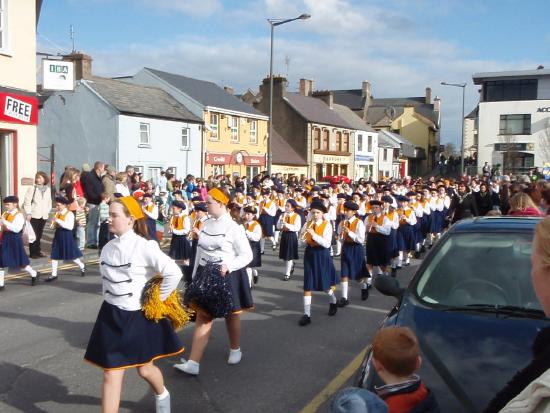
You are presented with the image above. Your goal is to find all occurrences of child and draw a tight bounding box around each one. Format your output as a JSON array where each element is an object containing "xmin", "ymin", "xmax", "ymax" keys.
[
  {"xmin": 0, "ymin": 196, "xmax": 40, "ymax": 289},
  {"xmin": 276, "ymin": 199, "xmax": 301, "ymax": 281},
  {"xmin": 75, "ymin": 197, "xmax": 87, "ymax": 250},
  {"xmin": 168, "ymin": 200, "xmax": 191, "ymax": 271},
  {"xmin": 46, "ymin": 196, "xmax": 86, "ymax": 282},
  {"xmin": 396, "ymin": 196, "xmax": 417, "ymax": 271},
  {"xmin": 187, "ymin": 202, "xmax": 208, "ymax": 286},
  {"xmin": 98, "ymin": 192, "xmax": 110, "ymax": 252},
  {"xmin": 243, "ymin": 206, "xmax": 262, "ymax": 286},
  {"xmin": 372, "ymin": 327, "xmax": 439, "ymax": 412},
  {"xmin": 142, "ymin": 192, "xmax": 159, "ymax": 242},
  {"xmin": 258, "ymin": 189, "xmax": 277, "ymax": 253}
]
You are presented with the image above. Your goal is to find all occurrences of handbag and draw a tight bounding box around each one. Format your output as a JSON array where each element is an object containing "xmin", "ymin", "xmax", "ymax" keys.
[
  {"xmin": 22, "ymin": 221, "xmax": 36, "ymax": 245},
  {"xmin": 184, "ymin": 262, "xmax": 234, "ymax": 319}
]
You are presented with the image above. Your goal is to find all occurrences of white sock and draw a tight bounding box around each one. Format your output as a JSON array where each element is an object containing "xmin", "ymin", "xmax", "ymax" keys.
[
  {"xmin": 285, "ymin": 260, "xmax": 293, "ymax": 275},
  {"xmin": 398, "ymin": 251, "xmax": 403, "ymax": 266},
  {"xmin": 260, "ymin": 239, "xmax": 265, "ymax": 252},
  {"xmin": 405, "ymin": 255, "xmax": 410, "ymax": 265},
  {"xmin": 436, "ymin": 232, "xmax": 441, "ymax": 240},
  {"xmin": 367, "ymin": 276, "xmax": 372, "ymax": 286},
  {"xmin": 416, "ymin": 243, "xmax": 421, "ymax": 252},
  {"xmin": 51, "ymin": 260, "xmax": 59, "ymax": 277},
  {"xmin": 0, "ymin": 269, "xmax": 4, "ymax": 287},
  {"xmin": 336, "ymin": 240, "xmax": 342, "ymax": 255},
  {"xmin": 74, "ymin": 258, "xmax": 85, "ymax": 269},
  {"xmin": 391, "ymin": 259, "xmax": 397, "ymax": 269},
  {"xmin": 303, "ymin": 296, "xmax": 312, "ymax": 316},
  {"xmin": 361, "ymin": 282, "xmax": 367, "ymax": 289},
  {"xmin": 155, "ymin": 387, "xmax": 169, "ymax": 401},
  {"xmin": 274, "ymin": 231, "xmax": 280, "ymax": 242},
  {"xmin": 246, "ymin": 268, "xmax": 253, "ymax": 285},
  {"xmin": 269, "ymin": 236, "xmax": 276, "ymax": 246},
  {"xmin": 341, "ymin": 281, "xmax": 349, "ymax": 299},
  {"xmin": 330, "ymin": 246, "xmax": 334, "ymax": 256},
  {"xmin": 327, "ymin": 289, "xmax": 337, "ymax": 304},
  {"xmin": 252, "ymin": 269, "xmax": 258, "ymax": 277},
  {"xmin": 24, "ymin": 265, "xmax": 37, "ymax": 277}
]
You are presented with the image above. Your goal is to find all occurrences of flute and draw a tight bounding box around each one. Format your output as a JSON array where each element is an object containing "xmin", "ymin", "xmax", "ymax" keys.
[{"xmin": 300, "ymin": 220, "xmax": 315, "ymax": 241}]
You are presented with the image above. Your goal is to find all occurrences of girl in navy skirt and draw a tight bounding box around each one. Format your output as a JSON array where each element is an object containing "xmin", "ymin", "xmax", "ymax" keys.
[
  {"xmin": 142, "ymin": 192, "xmax": 159, "ymax": 242},
  {"xmin": 429, "ymin": 188, "xmax": 444, "ymax": 245},
  {"xmin": 243, "ymin": 206, "xmax": 262, "ymax": 286},
  {"xmin": 45, "ymin": 196, "xmax": 86, "ymax": 282},
  {"xmin": 0, "ymin": 196, "xmax": 39, "ymax": 290},
  {"xmin": 381, "ymin": 195, "xmax": 400, "ymax": 277},
  {"xmin": 84, "ymin": 196, "xmax": 183, "ymax": 413},
  {"xmin": 175, "ymin": 187, "xmax": 253, "ymax": 376},
  {"xmin": 276, "ymin": 199, "xmax": 301, "ymax": 281},
  {"xmin": 298, "ymin": 200, "xmax": 338, "ymax": 326},
  {"xmin": 168, "ymin": 200, "xmax": 191, "ymax": 268},
  {"xmin": 258, "ymin": 189, "xmax": 277, "ymax": 253},
  {"xmin": 365, "ymin": 201, "xmax": 393, "ymax": 277},
  {"xmin": 396, "ymin": 196, "xmax": 417, "ymax": 269},
  {"xmin": 273, "ymin": 189, "xmax": 286, "ymax": 246},
  {"xmin": 187, "ymin": 202, "xmax": 208, "ymax": 286},
  {"xmin": 337, "ymin": 201, "xmax": 367, "ymax": 306},
  {"xmin": 334, "ymin": 194, "xmax": 347, "ymax": 256}
]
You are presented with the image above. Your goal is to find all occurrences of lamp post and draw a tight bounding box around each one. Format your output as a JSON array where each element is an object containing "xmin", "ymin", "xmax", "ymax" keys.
[
  {"xmin": 441, "ymin": 81, "xmax": 467, "ymax": 177},
  {"xmin": 267, "ymin": 13, "xmax": 311, "ymax": 176}
]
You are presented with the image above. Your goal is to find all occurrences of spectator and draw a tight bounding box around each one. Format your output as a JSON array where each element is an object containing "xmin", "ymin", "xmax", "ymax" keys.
[
  {"xmin": 482, "ymin": 162, "xmax": 491, "ymax": 178},
  {"xmin": 507, "ymin": 193, "xmax": 544, "ymax": 217},
  {"xmin": 81, "ymin": 161, "xmax": 105, "ymax": 248},
  {"xmin": 115, "ymin": 172, "xmax": 130, "ymax": 197},
  {"xmin": 475, "ymin": 182, "xmax": 498, "ymax": 216},
  {"xmin": 185, "ymin": 174, "xmax": 196, "ymax": 200},
  {"xmin": 23, "ymin": 171, "xmax": 52, "ymax": 258},
  {"xmin": 124, "ymin": 165, "xmax": 134, "ymax": 189},
  {"xmin": 102, "ymin": 165, "xmax": 116, "ymax": 201},
  {"xmin": 196, "ymin": 179, "xmax": 208, "ymax": 200},
  {"xmin": 75, "ymin": 198, "xmax": 87, "ymax": 250},
  {"xmin": 158, "ymin": 170, "xmax": 167, "ymax": 193},
  {"xmin": 449, "ymin": 182, "xmax": 478, "ymax": 223},
  {"xmin": 372, "ymin": 327, "xmax": 439, "ymax": 412},
  {"xmin": 541, "ymin": 189, "xmax": 550, "ymax": 215}
]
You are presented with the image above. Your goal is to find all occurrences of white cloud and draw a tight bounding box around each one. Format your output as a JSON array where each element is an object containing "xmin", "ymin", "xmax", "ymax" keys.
[{"xmin": 142, "ymin": 0, "xmax": 223, "ymax": 18}]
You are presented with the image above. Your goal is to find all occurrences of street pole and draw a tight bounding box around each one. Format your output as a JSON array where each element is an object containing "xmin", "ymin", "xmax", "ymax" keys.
[
  {"xmin": 267, "ymin": 14, "xmax": 310, "ymax": 177},
  {"xmin": 441, "ymin": 82, "xmax": 467, "ymax": 177}
]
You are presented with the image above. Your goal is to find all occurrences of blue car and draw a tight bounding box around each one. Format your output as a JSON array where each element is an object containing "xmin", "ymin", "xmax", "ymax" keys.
[{"xmin": 356, "ymin": 217, "xmax": 550, "ymax": 412}]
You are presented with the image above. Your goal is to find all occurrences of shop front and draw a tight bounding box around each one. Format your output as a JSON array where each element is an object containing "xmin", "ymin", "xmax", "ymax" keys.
[
  {"xmin": 204, "ymin": 151, "xmax": 266, "ymax": 178},
  {"xmin": 312, "ymin": 154, "xmax": 353, "ymax": 181},
  {"xmin": 354, "ymin": 154, "xmax": 375, "ymax": 180}
]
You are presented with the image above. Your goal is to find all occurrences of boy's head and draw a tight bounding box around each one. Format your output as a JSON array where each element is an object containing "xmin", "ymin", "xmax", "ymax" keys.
[
  {"xmin": 101, "ymin": 192, "xmax": 110, "ymax": 203},
  {"xmin": 77, "ymin": 197, "xmax": 87, "ymax": 207},
  {"xmin": 372, "ymin": 327, "xmax": 421, "ymax": 380}
]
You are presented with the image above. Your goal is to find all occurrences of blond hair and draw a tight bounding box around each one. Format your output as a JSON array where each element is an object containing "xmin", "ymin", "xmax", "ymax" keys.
[{"xmin": 509, "ymin": 192, "xmax": 538, "ymax": 212}]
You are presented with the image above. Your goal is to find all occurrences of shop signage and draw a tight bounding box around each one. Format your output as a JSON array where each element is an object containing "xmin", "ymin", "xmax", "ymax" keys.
[
  {"xmin": 537, "ymin": 107, "xmax": 550, "ymax": 113},
  {"xmin": 43, "ymin": 59, "xmax": 74, "ymax": 91},
  {"xmin": 0, "ymin": 93, "xmax": 38, "ymax": 125},
  {"xmin": 244, "ymin": 155, "xmax": 266, "ymax": 166},
  {"xmin": 355, "ymin": 155, "xmax": 374, "ymax": 162},
  {"xmin": 494, "ymin": 143, "xmax": 534, "ymax": 151},
  {"xmin": 205, "ymin": 153, "xmax": 231, "ymax": 164},
  {"xmin": 313, "ymin": 154, "xmax": 350, "ymax": 164}
]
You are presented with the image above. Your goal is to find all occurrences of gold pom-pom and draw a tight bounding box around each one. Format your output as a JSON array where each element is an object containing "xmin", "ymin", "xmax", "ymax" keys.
[{"xmin": 141, "ymin": 276, "xmax": 191, "ymax": 331}]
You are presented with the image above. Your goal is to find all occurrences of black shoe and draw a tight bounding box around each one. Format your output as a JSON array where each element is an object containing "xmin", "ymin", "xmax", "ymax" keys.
[
  {"xmin": 328, "ymin": 303, "xmax": 338, "ymax": 316},
  {"xmin": 272, "ymin": 244, "xmax": 277, "ymax": 251},
  {"xmin": 428, "ymin": 244, "xmax": 433, "ymax": 249},
  {"xmin": 87, "ymin": 244, "xmax": 98, "ymax": 250},
  {"xmin": 396, "ymin": 266, "xmax": 402, "ymax": 269},
  {"xmin": 38, "ymin": 252, "xmax": 47, "ymax": 258},
  {"xmin": 403, "ymin": 262, "xmax": 410, "ymax": 267},
  {"xmin": 80, "ymin": 266, "xmax": 86, "ymax": 277},
  {"xmin": 391, "ymin": 268, "xmax": 397, "ymax": 278},
  {"xmin": 29, "ymin": 254, "xmax": 40, "ymax": 259},
  {"xmin": 414, "ymin": 251, "xmax": 421, "ymax": 259},
  {"xmin": 337, "ymin": 298, "xmax": 349, "ymax": 308},
  {"xmin": 361, "ymin": 288, "xmax": 369, "ymax": 301},
  {"xmin": 260, "ymin": 251, "xmax": 265, "ymax": 255},
  {"xmin": 45, "ymin": 275, "xmax": 58, "ymax": 283},
  {"xmin": 0, "ymin": 285, "xmax": 4, "ymax": 291},
  {"xmin": 253, "ymin": 274, "xmax": 258, "ymax": 284},
  {"xmin": 283, "ymin": 274, "xmax": 290, "ymax": 281},
  {"xmin": 31, "ymin": 272, "xmax": 40, "ymax": 286},
  {"xmin": 420, "ymin": 245, "xmax": 426, "ymax": 253},
  {"xmin": 298, "ymin": 314, "xmax": 311, "ymax": 326}
]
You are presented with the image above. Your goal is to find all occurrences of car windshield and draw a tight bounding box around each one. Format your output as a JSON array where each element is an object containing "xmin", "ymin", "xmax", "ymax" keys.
[{"xmin": 415, "ymin": 232, "xmax": 541, "ymax": 310}]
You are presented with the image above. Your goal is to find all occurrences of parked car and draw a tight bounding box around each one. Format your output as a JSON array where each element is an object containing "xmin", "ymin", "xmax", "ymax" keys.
[
  {"xmin": 356, "ymin": 217, "xmax": 550, "ymax": 412},
  {"xmin": 321, "ymin": 175, "xmax": 351, "ymax": 186}
]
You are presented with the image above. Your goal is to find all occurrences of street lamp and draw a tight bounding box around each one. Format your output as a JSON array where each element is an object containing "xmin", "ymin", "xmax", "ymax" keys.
[
  {"xmin": 267, "ymin": 13, "xmax": 311, "ymax": 176},
  {"xmin": 441, "ymin": 81, "xmax": 467, "ymax": 177}
]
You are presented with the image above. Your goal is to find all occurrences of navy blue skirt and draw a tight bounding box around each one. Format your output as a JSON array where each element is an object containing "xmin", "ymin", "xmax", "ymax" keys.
[
  {"xmin": 341, "ymin": 242, "xmax": 367, "ymax": 281},
  {"xmin": 84, "ymin": 301, "xmax": 184, "ymax": 370},
  {"xmin": 387, "ymin": 228, "xmax": 399, "ymax": 258},
  {"xmin": 303, "ymin": 246, "xmax": 338, "ymax": 292},
  {"xmin": 1, "ymin": 231, "xmax": 30, "ymax": 268},
  {"xmin": 279, "ymin": 231, "xmax": 299, "ymax": 261},
  {"xmin": 413, "ymin": 220, "xmax": 422, "ymax": 244},
  {"xmin": 421, "ymin": 214, "xmax": 431, "ymax": 237},
  {"xmin": 249, "ymin": 240, "xmax": 262, "ymax": 267},
  {"xmin": 398, "ymin": 225, "xmax": 416, "ymax": 251},
  {"xmin": 51, "ymin": 228, "xmax": 83, "ymax": 260},
  {"xmin": 259, "ymin": 214, "xmax": 275, "ymax": 237},
  {"xmin": 430, "ymin": 210, "xmax": 443, "ymax": 233},
  {"xmin": 366, "ymin": 232, "xmax": 390, "ymax": 267},
  {"xmin": 145, "ymin": 218, "xmax": 158, "ymax": 242},
  {"xmin": 169, "ymin": 234, "xmax": 191, "ymax": 260}
]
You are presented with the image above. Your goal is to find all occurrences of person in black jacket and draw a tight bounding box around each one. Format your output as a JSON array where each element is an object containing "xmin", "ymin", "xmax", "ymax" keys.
[
  {"xmin": 81, "ymin": 161, "xmax": 105, "ymax": 248},
  {"xmin": 474, "ymin": 182, "xmax": 498, "ymax": 216},
  {"xmin": 449, "ymin": 182, "xmax": 478, "ymax": 224}
]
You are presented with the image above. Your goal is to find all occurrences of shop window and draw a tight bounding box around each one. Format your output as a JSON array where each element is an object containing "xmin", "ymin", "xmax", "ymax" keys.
[
  {"xmin": 499, "ymin": 114, "xmax": 531, "ymax": 135},
  {"xmin": 139, "ymin": 123, "xmax": 150, "ymax": 147},
  {"xmin": 357, "ymin": 134, "xmax": 363, "ymax": 152},
  {"xmin": 250, "ymin": 120, "xmax": 257, "ymax": 144},
  {"xmin": 210, "ymin": 113, "xmax": 219, "ymax": 140}
]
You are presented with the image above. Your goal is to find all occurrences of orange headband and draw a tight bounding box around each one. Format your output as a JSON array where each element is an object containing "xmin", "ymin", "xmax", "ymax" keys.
[
  {"xmin": 120, "ymin": 196, "xmax": 144, "ymax": 220},
  {"xmin": 208, "ymin": 188, "xmax": 229, "ymax": 205}
]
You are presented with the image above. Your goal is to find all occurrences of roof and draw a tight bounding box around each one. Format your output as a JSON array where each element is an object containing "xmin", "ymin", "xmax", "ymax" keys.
[
  {"xmin": 378, "ymin": 130, "xmax": 416, "ymax": 158},
  {"xmin": 449, "ymin": 216, "xmax": 541, "ymax": 233},
  {"xmin": 332, "ymin": 104, "xmax": 376, "ymax": 132},
  {"xmin": 332, "ymin": 89, "xmax": 364, "ymax": 110},
  {"xmin": 271, "ymin": 129, "xmax": 308, "ymax": 166},
  {"xmin": 465, "ymin": 106, "xmax": 478, "ymax": 119},
  {"xmin": 473, "ymin": 68, "xmax": 550, "ymax": 84},
  {"xmin": 144, "ymin": 68, "xmax": 266, "ymax": 117},
  {"xmin": 85, "ymin": 77, "xmax": 202, "ymax": 123},
  {"xmin": 284, "ymin": 93, "xmax": 354, "ymax": 129},
  {"xmin": 377, "ymin": 133, "xmax": 399, "ymax": 149},
  {"xmin": 366, "ymin": 106, "xmax": 404, "ymax": 127}
]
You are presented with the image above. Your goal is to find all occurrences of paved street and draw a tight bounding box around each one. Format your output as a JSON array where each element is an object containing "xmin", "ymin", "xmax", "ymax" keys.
[{"xmin": 0, "ymin": 244, "xmax": 418, "ymax": 413}]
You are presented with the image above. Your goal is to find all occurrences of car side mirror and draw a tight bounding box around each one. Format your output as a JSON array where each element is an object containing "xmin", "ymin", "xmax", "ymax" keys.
[{"xmin": 374, "ymin": 275, "xmax": 404, "ymax": 299}]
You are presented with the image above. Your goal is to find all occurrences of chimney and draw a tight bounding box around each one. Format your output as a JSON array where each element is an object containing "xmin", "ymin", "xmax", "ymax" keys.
[
  {"xmin": 425, "ymin": 87, "xmax": 432, "ymax": 104},
  {"xmin": 63, "ymin": 52, "xmax": 93, "ymax": 80},
  {"xmin": 312, "ymin": 91, "xmax": 334, "ymax": 109},
  {"xmin": 433, "ymin": 96, "xmax": 441, "ymax": 112},
  {"xmin": 260, "ymin": 75, "xmax": 288, "ymax": 101},
  {"xmin": 362, "ymin": 81, "xmax": 371, "ymax": 99},
  {"xmin": 223, "ymin": 86, "xmax": 234, "ymax": 95},
  {"xmin": 299, "ymin": 78, "xmax": 314, "ymax": 96}
]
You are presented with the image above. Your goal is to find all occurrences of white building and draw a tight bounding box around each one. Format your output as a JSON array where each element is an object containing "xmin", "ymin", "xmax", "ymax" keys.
[
  {"xmin": 39, "ymin": 71, "xmax": 203, "ymax": 185},
  {"xmin": 377, "ymin": 132, "xmax": 400, "ymax": 179},
  {"xmin": 473, "ymin": 68, "xmax": 550, "ymax": 175}
]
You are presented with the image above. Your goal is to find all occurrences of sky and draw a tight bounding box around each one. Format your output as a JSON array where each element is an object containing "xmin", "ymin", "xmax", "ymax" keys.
[{"xmin": 37, "ymin": 0, "xmax": 550, "ymax": 149}]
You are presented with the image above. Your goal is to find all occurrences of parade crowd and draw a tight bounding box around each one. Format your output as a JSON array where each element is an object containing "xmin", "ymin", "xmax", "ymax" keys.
[{"xmin": 1, "ymin": 160, "xmax": 550, "ymax": 413}]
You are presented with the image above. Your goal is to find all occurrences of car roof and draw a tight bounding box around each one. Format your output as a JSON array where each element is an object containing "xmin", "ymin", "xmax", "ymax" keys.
[{"xmin": 448, "ymin": 216, "xmax": 542, "ymax": 233}]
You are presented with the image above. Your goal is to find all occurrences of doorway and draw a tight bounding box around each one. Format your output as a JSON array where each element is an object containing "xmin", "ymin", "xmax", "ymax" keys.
[{"xmin": 0, "ymin": 131, "xmax": 14, "ymax": 201}]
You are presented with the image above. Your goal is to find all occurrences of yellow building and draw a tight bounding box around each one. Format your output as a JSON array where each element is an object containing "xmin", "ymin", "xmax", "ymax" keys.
[{"xmin": 0, "ymin": 0, "xmax": 42, "ymax": 198}]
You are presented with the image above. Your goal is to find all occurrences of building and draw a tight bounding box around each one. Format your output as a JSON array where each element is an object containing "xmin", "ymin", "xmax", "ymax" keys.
[
  {"xmin": 39, "ymin": 55, "xmax": 203, "ymax": 184},
  {"xmin": 473, "ymin": 67, "xmax": 550, "ymax": 175},
  {"xmin": 271, "ymin": 129, "xmax": 308, "ymax": 177},
  {"xmin": 332, "ymin": 82, "xmax": 440, "ymax": 175},
  {"xmin": 463, "ymin": 105, "xmax": 478, "ymax": 160},
  {"xmin": 331, "ymin": 103, "xmax": 378, "ymax": 180},
  {"xmin": 255, "ymin": 77, "xmax": 355, "ymax": 181},
  {"xmin": 377, "ymin": 133, "xmax": 400, "ymax": 179},
  {"xmin": 131, "ymin": 68, "xmax": 269, "ymax": 178},
  {"xmin": 0, "ymin": 0, "xmax": 42, "ymax": 199},
  {"xmin": 377, "ymin": 130, "xmax": 416, "ymax": 179}
]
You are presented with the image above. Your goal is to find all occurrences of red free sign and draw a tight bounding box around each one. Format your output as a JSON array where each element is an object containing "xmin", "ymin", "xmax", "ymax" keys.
[{"xmin": 0, "ymin": 92, "xmax": 38, "ymax": 125}]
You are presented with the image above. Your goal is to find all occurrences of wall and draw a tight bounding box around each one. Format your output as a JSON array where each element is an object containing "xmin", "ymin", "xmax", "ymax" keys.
[
  {"xmin": 538, "ymin": 77, "xmax": 550, "ymax": 100},
  {"xmin": 118, "ymin": 114, "xmax": 202, "ymax": 180},
  {"xmin": 38, "ymin": 82, "xmax": 117, "ymax": 184},
  {"xmin": 354, "ymin": 130, "xmax": 378, "ymax": 179},
  {"xmin": 392, "ymin": 107, "xmax": 434, "ymax": 173},
  {"xmin": 463, "ymin": 117, "xmax": 476, "ymax": 157}
]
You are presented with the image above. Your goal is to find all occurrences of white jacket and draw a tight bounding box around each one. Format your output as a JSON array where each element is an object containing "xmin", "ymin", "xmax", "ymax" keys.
[
  {"xmin": 500, "ymin": 368, "xmax": 550, "ymax": 413},
  {"xmin": 23, "ymin": 185, "xmax": 52, "ymax": 219}
]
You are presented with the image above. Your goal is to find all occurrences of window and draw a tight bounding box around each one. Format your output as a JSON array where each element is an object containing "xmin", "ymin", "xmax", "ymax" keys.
[
  {"xmin": 181, "ymin": 127, "xmax": 190, "ymax": 150},
  {"xmin": 148, "ymin": 167, "xmax": 162, "ymax": 186},
  {"xmin": 0, "ymin": 0, "xmax": 6, "ymax": 51},
  {"xmin": 357, "ymin": 134, "xmax": 363, "ymax": 152},
  {"xmin": 367, "ymin": 135, "xmax": 372, "ymax": 153},
  {"xmin": 230, "ymin": 116, "xmax": 239, "ymax": 142},
  {"xmin": 133, "ymin": 165, "xmax": 143, "ymax": 174},
  {"xmin": 246, "ymin": 166, "xmax": 260, "ymax": 178},
  {"xmin": 213, "ymin": 164, "xmax": 225, "ymax": 176},
  {"xmin": 335, "ymin": 131, "xmax": 342, "ymax": 151},
  {"xmin": 249, "ymin": 120, "xmax": 257, "ymax": 143},
  {"xmin": 139, "ymin": 123, "xmax": 150, "ymax": 146},
  {"xmin": 383, "ymin": 149, "xmax": 388, "ymax": 161},
  {"xmin": 322, "ymin": 129, "xmax": 329, "ymax": 150},
  {"xmin": 210, "ymin": 113, "xmax": 219, "ymax": 140},
  {"xmin": 343, "ymin": 132, "xmax": 349, "ymax": 152},
  {"xmin": 314, "ymin": 128, "xmax": 321, "ymax": 150},
  {"xmin": 499, "ymin": 114, "xmax": 531, "ymax": 135},
  {"xmin": 484, "ymin": 79, "xmax": 537, "ymax": 102}
]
